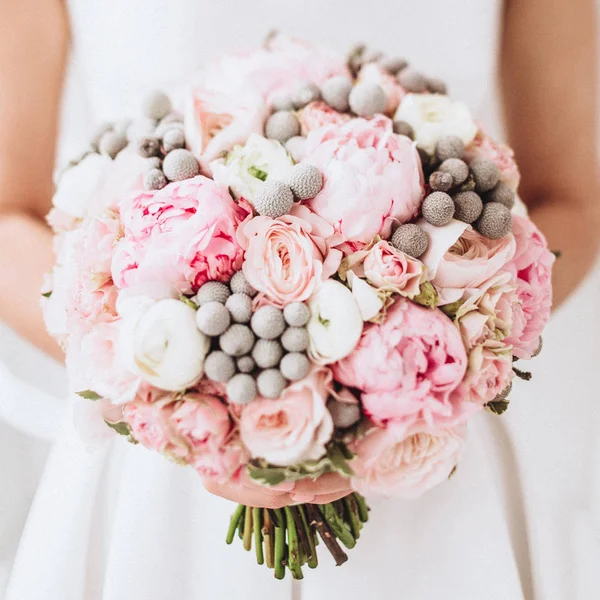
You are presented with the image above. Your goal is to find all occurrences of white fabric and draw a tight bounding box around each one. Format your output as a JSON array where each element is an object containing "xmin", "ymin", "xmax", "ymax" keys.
[{"xmin": 3, "ymin": 1, "xmax": 600, "ymax": 598}]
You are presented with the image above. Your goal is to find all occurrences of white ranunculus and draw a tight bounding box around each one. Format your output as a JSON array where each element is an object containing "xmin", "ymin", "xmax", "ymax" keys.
[
  {"xmin": 347, "ymin": 271, "xmax": 384, "ymax": 321},
  {"xmin": 394, "ymin": 94, "xmax": 477, "ymax": 154},
  {"xmin": 307, "ymin": 280, "xmax": 363, "ymax": 365},
  {"xmin": 53, "ymin": 153, "xmax": 113, "ymax": 220},
  {"xmin": 119, "ymin": 298, "xmax": 209, "ymax": 391},
  {"xmin": 116, "ymin": 284, "xmax": 179, "ymax": 319},
  {"xmin": 210, "ymin": 133, "xmax": 294, "ymax": 202}
]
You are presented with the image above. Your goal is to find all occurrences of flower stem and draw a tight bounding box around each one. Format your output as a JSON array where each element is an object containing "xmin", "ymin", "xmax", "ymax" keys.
[
  {"xmin": 237, "ymin": 506, "xmax": 246, "ymax": 539},
  {"xmin": 226, "ymin": 505, "xmax": 245, "ymax": 545},
  {"xmin": 299, "ymin": 506, "xmax": 318, "ymax": 569},
  {"xmin": 284, "ymin": 507, "xmax": 304, "ymax": 580},
  {"xmin": 243, "ymin": 505, "xmax": 253, "ymax": 552},
  {"xmin": 321, "ymin": 503, "xmax": 356, "ymax": 549},
  {"xmin": 253, "ymin": 507, "xmax": 264, "ymax": 565},
  {"xmin": 343, "ymin": 495, "xmax": 362, "ymax": 540},
  {"xmin": 273, "ymin": 508, "xmax": 286, "ymax": 580},
  {"xmin": 263, "ymin": 509, "xmax": 274, "ymax": 569},
  {"xmin": 306, "ymin": 504, "xmax": 348, "ymax": 567},
  {"xmin": 355, "ymin": 493, "xmax": 370, "ymax": 523}
]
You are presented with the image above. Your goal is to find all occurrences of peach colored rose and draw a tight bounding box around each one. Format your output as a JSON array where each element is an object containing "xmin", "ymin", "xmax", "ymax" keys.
[
  {"xmin": 239, "ymin": 368, "xmax": 334, "ymax": 466},
  {"xmin": 298, "ymin": 101, "xmax": 351, "ymax": 136},
  {"xmin": 238, "ymin": 204, "xmax": 342, "ymax": 307},
  {"xmin": 351, "ymin": 423, "xmax": 465, "ymax": 498}
]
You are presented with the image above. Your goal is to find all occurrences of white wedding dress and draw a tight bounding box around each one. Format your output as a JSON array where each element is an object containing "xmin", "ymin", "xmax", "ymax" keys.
[{"xmin": 3, "ymin": 1, "xmax": 600, "ymax": 598}]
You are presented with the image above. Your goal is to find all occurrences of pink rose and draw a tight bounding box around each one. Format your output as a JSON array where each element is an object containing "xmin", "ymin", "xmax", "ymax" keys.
[
  {"xmin": 238, "ymin": 204, "xmax": 342, "ymax": 307},
  {"xmin": 358, "ymin": 63, "xmax": 406, "ymax": 116},
  {"xmin": 464, "ymin": 131, "xmax": 521, "ymax": 190},
  {"xmin": 504, "ymin": 216, "xmax": 555, "ymax": 359},
  {"xmin": 124, "ymin": 391, "xmax": 174, "ymax": 453},
  {"xmin": 452, "ymin": 341, "xmax": 514, "ymax": 406},
  {"xmin": 334, "ymin": 298, "xmax": 468, "ymax": 428},
  {"xmin": 350, "ymin": 423, "xmax": 465, "ymax": 498},
  {"xmin": 112, "ymin": 176, "xmax": 251, "ymax": 294},
  {"xmin": 298, "ymin": 101, "xmax": 351, "ymax": 136},
  {"xmin": 240, "ymin": 368, "xmax": 334, "ymax": 466},
  {"xmin": 432, "ymin": 227, "xmax": 516, "ymax": 303},
  {"xmin": 304, "ymin": 116, "xmax": 424, "ymax": 246}
]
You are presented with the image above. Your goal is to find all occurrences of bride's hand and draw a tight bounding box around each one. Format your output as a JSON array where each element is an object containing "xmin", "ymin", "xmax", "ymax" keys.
[{"xmin": 204, "ymin": 472, "xmax": 353, "ymax": 508}]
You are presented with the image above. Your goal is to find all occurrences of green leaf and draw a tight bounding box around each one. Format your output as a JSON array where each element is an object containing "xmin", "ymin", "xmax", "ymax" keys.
[
  {"xmin": 179, "ymin": 294, "xmax": 199, "ymax": 310},
  {"xmin": 76, "ymin": 389, "xmax": 103, "ymax": 401},
  {"xmin": 104, "ymin": 420, "xmax": 132, "ymax": 437},
  {"xmin": 486, "ymin": 399, "xmax": 510, "ymax": 415},
  {"xmin": 513, "ymin": 366, "xmax": 532, "ymax": 381},
  {"xmin": 248, "ymin": 165, "xmax": 268, "ymax": 182},
  {"xmin": 412, "ymin": 282, "xmax": 438, "ymax": 309},
  {"xmin": 41, "ymin": 291, "xmax": 53, "ymax": 299},
  {"xmin": 552, "ymin": 250, "xmax": 562, "ymax": 259},
  {"xmin": 247, "ymin": 464, "xmax": 288, "ymax": 487},
  {"xmin": 318, "ymin": 315, "xmax": 331, "ymax": 328},
  {"xmin": 440, "ymin": 299, "xmax": 464, "ymax": 320},
  {"xmin": 327, "ymin": 444, "xmax": 355, "ymax": 478}
]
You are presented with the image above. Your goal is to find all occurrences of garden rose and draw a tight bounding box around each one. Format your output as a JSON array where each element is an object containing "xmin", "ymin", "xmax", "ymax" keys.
[
  {"xmin": 239, "ymin": 369, "xmax": 334, "ymax": 466},
  {"xmin": 298, "ymin": 101, "xmax": 351, "ymax": 135},
  {"xmin": 112, "ymin": 176, "xmax": 250, "ymax": 294},
  {"xmin": 124, "ymin": 392, "xmax": 174, "ymax": 453},
  {"xmin": 238, "ymin": 204, "xmax": 342, "ymax": 307},
  {"xmin": 351, "ymin": 423, "xmax": 465, "ymax": 498},
  {"xmin": 304, "ymin": 116, "xmax": 424, "ymax": 246},
  {"xmin": 334, "ymin": 298, "xmax": 468, "ymax": 428}
]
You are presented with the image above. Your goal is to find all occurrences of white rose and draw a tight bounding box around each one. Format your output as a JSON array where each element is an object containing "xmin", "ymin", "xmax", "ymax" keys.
[
  {"xmin": 119, "ymin": 298, "xmax": 209, "ymax": 391},
  {"xmin": 394, "ymin": 94, "xmax": 477, "ymax": 154},
  {"xmin": 210, "ymin": 133, "xmax": 294, "ymax": 202},
  {"xmin": 307, "ymin": 280, "xmax": 363, "ymax": 365}
]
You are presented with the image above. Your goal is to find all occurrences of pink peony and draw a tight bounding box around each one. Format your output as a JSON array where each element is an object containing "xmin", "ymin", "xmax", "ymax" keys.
[
  {"xmin": 239, "ymin": 368, "xmax": 334, "ymax": 466},
  {"xmin": 304, "ymin": 116, "xmax": 424, "ymax": 246},
  {"xmin": 124, "ymin": 391, "xmax": 174, "ymax": 453},
  {"xmin": 238, "ymin": 204, "xmax": 342, "ymax": 307},
  {"xmin": 334, "ymin": 298, "xmax": 468, "ymax": 428},
  {"xmin": 112, "ymin": 176, "xmax": 251, "ymax": 294},
  {"xmin": 357, "ymin": 63, "xmax": 406, "ymax": 116},
  {"xmin": 504, "ymin": 215, "xmax": 555, "ymax": 359},
  {"xmin": 350, "ymin": 423, "xmax": 465, "ymax": 498},
  {"xmin": 464, "ymin": 130, "xmax": 521, "ymax": 190},
  {"xmin": 298, "ymin": 101, "xmax": 351, "ymax": 136}
]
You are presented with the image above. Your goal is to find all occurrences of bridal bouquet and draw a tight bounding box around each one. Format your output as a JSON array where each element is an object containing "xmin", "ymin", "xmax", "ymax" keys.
[{"xmin": 43, "ymin": 35, "xmax": 555, "ymax": 579}]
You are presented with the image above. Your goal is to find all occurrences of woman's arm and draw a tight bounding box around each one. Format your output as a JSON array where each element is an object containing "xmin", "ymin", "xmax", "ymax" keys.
[
  {"xmin": 0, "ymin": 0, "xmax": 68, "ymax": 359},
  {"xmin": 501, "ymin": 0, "xmax": 600, "ymax": 307}
]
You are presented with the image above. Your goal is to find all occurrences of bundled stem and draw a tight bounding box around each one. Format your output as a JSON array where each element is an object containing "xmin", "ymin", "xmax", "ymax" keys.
[
  {"xmin": 253, "ymin": 508, "xmax": 264, "ymax": 565},
  {"xmin": 273, "ymin": 508, "xmax": 286, "ymax": 580}
]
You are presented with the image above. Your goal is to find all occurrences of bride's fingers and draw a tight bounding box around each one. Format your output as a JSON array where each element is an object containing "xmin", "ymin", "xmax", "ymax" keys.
[
  {"xmin": 238, "ymin": 471, "xmax": 295, "ymax": 494},
  {"xmin": 309, "ymin": 490, "xmax": 353, "ymax": 505},
  {"xmin": 291, "ymin": 473, "xmax": 351, "ymax": 496},
  {"xmin": 204, "ymin": 480, "xmax": 291, "ymax": 509}
]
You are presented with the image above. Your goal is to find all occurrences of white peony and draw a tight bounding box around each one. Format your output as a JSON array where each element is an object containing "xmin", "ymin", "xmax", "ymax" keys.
[
  {"xmin": 210, "ymin": 133, "xmax": 294, "ymax": 202},
  {"xmin": 307, "ymin": 279, "xmax": 363, "ymax": 365},
  {"xmin": 119, "ymin": 298, "xmax": 209, "ymax": 392},
  {"xmin": 394, "ymin": 94, "xmax": 477, "ymax": 154}
]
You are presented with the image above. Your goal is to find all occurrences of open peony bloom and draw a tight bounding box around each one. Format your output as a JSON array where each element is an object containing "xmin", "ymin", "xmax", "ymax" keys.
[
  {"xmin": 239, "ymin": 368, "xmax": 334, "ymax": 466},
  {"xmin": 298, "ymin": 101, "xmax": 351, "ymax": 136},
  {"xmin": 334, "ymin": 298, "xmax": 468, "ymax": 428},
  {"xmin": 304, "ymin": 116, "xmax": 424, "ymax": 247},
  {"xmin": 351, "ymin": 423, "xmax": 466, "ymax": 498},
  {"xmin": 112, "ymin": 176, "xmax": 251, "ymax": 294}
]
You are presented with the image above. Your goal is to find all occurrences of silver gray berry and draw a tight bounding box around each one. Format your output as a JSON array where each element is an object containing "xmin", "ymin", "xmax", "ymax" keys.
[
  {"xmin": 453, "ymin": 191, "xmax": 483, "ymax": 224},
  {"xmin": 253, "ymin": 180, "xmax": 294, "ymax": 218},
  {"xmin": 230, "ymin": 271, "xmax": 257, "ymax": 297},
  {"xmin": 257, "ymin": 369, "xmax": 287, "ymax": 399},
  {"xmin": 422, "ymin": 192, "xmax": 455, "ymax": 226},
  {"xmin": 204, "ymin": 351, "xmax": 236, "ymax": 383},
  {"xmin": 195, "ymin": 281, "xmax": 231, "ymax": 306},
  {"xmin": 327, "ymin": 398, "xmax": 361, "ymax": 429},
  {"xmin": 427, "ymin": 78, "xmax": 448, "ymax": 95},
  {"xmin": 163, "ymin": 149, "xmax": 200, "ymax": 182},
  {"xmin": 487, "ymin": 182, "xmax": 516, "ymax": 209},
  {"xmin": 393, "ymin": 120, "xmax": 414, "ymax": 139},
  {"xmin": 251, "ymin": 306, "xmax": 286, "ymax": 340},
  {"xmin": 146, "ymin": 157, "xmax": 162, "ymax": 170},
  {"xmin": 283, "ymin": 302, "xmax": 310, "ymax": 327},
  {"xmin": 161, "ymin": 113, "xmax": 184, "ymax": 125},
  {"xmin": 429, "ymin": 171, "xmax": 454, "ymax": 193},
  {"xmin": 219, "ymin": 324, "xmax": 255, "ymax": 357},
  {"xmin": 237, "ymin": 356, "xmax": 256, "ymax": 374},
  {"xmin": 287, "ymin": 164, "xmax": 323, "ymax": 200},
  {"xmin": 99, "ymin": 131, "xmax": 127, "ymax": 159},
  {"xmin": 142, "ymin": 91, "xmax": 172, "ymax": 121},
  {"xmin": 435, "ymin": 136, "xmax": 465, "ymax": 162},
  {"xmin": 270, "ymin": 92, "xmax": 295, "ymax": 112},
  {"xmin": 265, "ymin": 111, "xmax": 300, "ymax": 143},
  {"xmin": 227, "ymin": 373, "xmax": 258, "ymax": 405},
  {"xmin": 349, "ymin": 83, "xmax": 387, "ymax": 117},
  {"xmin": 225, "ymin": 293, "xmax": 253, "ymax": 324},
  {"xmin": 292, "ymin": 81, "xmax": 321, "ymax": 109},
  {"xmin": 196, "ymin": 301, "xmax": 231, "ymax": 337},
  {"xmin": 280, "ymin": 353, "xmax": 309, "ymax": 381},
  {"xmin": 470, "ymin": 159, "xmax": 500, "ymax": 193},
  {"xmin": 476, "ymin": 202, "xmax": 512, "ymax": 239},
  {"xmin": 144, "ymin": 168, "xmax": 168, "ymax": 191},
  {"xmin": 137, "ymin": 136, "xmax": 161, "ymax": 158},
  {"xmin": 281, "ymin": 327, "xmax": 309, "ymax": 352},
  {"xmin": 162, "ymin": 128, "xmax": 186, "ymax": 153},
  {"xmin": 390, "ymin": 224, "xmax": 429, "ymax": 258},
  {"xmin": 252, "ymin": 339, "xmax": 284, "ymax": 369},
  {"xmin": 397, "ymin": 68, "xmax": 428, "ymax": 93},
  {"xmin": 321, "ymin": 76, "xmax": 353, "ymax": 112},
  {"xmin": 439, "ymin": 158, "xmax": 469, "ymax": 186},
  {"xmin": 90, "ymin": 123, "xmax": 113, "ymax": 151},
  {"xmin": 379, "ymin": 57, "xmax": 408, "ymax": 75},
  {"xmin": 155, "ymin": 120, "xmax": 184, "ymax": 140}
]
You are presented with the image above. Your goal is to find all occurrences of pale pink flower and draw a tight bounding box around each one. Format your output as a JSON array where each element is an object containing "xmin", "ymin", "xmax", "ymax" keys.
[
  {"xmin": 504, "ymin": 215, "xmax": 555, "ymax": 359},
  {"xmin": 351, "ymin": 423, "xmax": 465, "ymax": 498},
  {"xmin": 123, "ymin": 392, "xmax": 174, "ymax": 453},
  {"xmin": 239, "ymin": 368, "xmax": 334, "ymax": 466},
  {"xmin": 304, "ymin": 116, "xmax": 424, "ymax": 246},
  {"xmin": 112, "ymin": 176, "xmax": 251, "ymax": 294},
  {"xmin": 358, "ymin": 63, "xmax": 406, "ymax": 116},
  {"xmin": 238, "ymin": 204, "xmax": 342, "ymax": 307},
  {"xmin": 334, "ymin": 298, "xmax": 468, "ymax": 428},
  {"xmin": 298, "ymin": 101, "xmax": 351, "ymax": 136}
]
